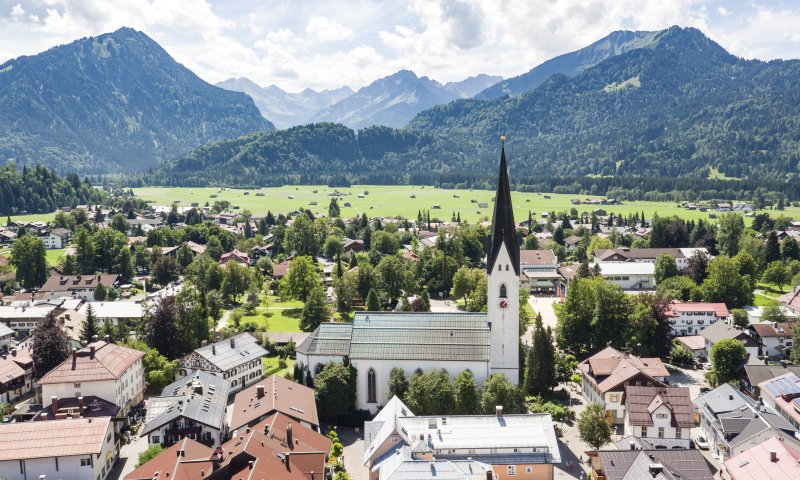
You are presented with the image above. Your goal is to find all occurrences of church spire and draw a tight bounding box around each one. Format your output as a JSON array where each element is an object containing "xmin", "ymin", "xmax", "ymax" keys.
[{"xmin": 487, "ymin": 137, "xmax": 519, "ymax": 275}]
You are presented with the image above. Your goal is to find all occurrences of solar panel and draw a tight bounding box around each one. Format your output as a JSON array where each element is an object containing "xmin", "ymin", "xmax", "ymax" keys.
[{"xmin": 764, "ymin": 375, "xmax": 800, "ymax": 398}]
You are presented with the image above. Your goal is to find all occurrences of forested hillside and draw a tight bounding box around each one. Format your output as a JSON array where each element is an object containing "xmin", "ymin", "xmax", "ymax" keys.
[
  {"xmin": 0, "ymin": 27, "xmax": 272, "ymax": 173},
  {"xmin": 142, "ymin": 27, "xmax": 800, "ymax": 200},
  {"xmin": 0, "ymin": 165, "xmax": 107, "ymax": 215}
]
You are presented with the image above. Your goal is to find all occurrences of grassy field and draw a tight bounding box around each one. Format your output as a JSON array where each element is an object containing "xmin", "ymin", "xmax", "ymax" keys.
[
  {"xmin": 132, "ymin": 185, "xmax": 799, "ymax": 224},
  {"xmin": 263, "ymin": 356, "xmax": 295, "ymax": 378},
  {"xmin": 240, "ymin": 295, "xmax": 302, "ymax": 332},
  {"xmin": 1, "ymin": 247, "xmax": 65, "ymax": 267}
]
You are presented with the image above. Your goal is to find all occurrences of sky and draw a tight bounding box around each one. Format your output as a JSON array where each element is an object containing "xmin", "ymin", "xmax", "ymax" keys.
[{"xmin": 1, "ymin": 0, "xmax": 799, "ymax": 92}]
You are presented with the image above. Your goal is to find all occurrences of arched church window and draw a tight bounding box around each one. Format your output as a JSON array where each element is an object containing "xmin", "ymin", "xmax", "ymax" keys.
[
  {"xmin": 367, "ymin": 369, "xmax": 377, "ymax": 403},
  {"xmin": 500, "ymin": 284, "xmax": 507, "ymax": 298}
]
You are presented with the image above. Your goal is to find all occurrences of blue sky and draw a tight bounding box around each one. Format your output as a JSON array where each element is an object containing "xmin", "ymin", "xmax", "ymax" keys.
[{"xmin": 1, "ymin": 0, "xmax": 798, "ymax": 92}]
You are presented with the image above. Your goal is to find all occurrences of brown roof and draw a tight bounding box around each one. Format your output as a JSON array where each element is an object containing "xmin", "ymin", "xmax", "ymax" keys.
[
  {"xmin": 594, "ymin": 248, "xmax": 684, "ymax": 262},
  {"xmin": 219, "ymin": 249, "xmax": 250, "ymax": 265},
  {"xmin": 595, "ymin": 449, "xmax": 715, "ymax": 480},
  {"xmin": 0, "ymin": 417, "xmax": 111, "ymax": 460},
  {"xmin": 750, "ymin": 322, "xmax": 793, "ymax": 338},
  {"xmin": 724, "ymin": 435, "xmax": 800, "ymax": 480},
  {"xmin": 676, "ymin": 335, "xmax": 706, "ymax": 351},
  {"xmin": 37, "ymin": 341, "xmax": 144, "ymax": 385},
  {"xmin": 272, "ymin": 259, "xmax": 292, "ymax": 277},
  {"xmin": 0, "ymin": 352, "xmax": 28, "ymax": 385},
  {"xmin": 778, "ymin": 287, "xmax": 800, "ymax": 313},
  {"xmin": 39, "ymin": 273, "xmax": 119, "ymax": 292},
  {"xmin": 519, "ymin": 249, "xmax": 557, "ymax": 265},
  {"xmin": 125, "ymin": 438, "xmax": 214, "ymax": 480},
  {"xmin": 624, "ymin": 386, "xmax": 694, "ymax": 427},
  {"xmin": 578, "ymin": 347, "xmax": 669, "ymax": 393},
  {"xmin": 230, "ymin": 375, "xmax": 319, "ymax": 433}
]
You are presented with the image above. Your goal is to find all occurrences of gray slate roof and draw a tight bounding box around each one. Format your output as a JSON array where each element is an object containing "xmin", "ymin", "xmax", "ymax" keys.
[
  {"xmin": 349, "ymin": 312, "xmax": 490, "ymax": 361},
  {"xmin": 297, "ymin": 323, "xmax": 353, "ymax": 356},
  {"xmin": 596, "ymin": 449, "xmax": 715, "ymax": 480},
  {"xmin": 142, "ymin": 370, "xmax": 229, "ymax": 434},
  {"xmin": 192, "ymin": 333, "xmax": 267, "ymax": 371}
]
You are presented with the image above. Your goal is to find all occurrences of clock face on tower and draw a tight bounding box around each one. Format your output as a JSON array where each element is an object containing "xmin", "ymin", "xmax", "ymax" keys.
[{"xmin": 498, "ymin": 299, "xmax": 509, "ymax": 310}]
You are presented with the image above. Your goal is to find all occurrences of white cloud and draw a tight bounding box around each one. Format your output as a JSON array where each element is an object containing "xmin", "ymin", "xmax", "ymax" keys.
[
  {"xmin": 10, "ymin": 3, "xmax": 25, "ymax": 18},
  {"xmin": 717, "ymin": 6, "xmax": 733, "ymax": 17},
  {"xmin": 305, "ymin": 16, "xmax": 353, "ymax": 42}
]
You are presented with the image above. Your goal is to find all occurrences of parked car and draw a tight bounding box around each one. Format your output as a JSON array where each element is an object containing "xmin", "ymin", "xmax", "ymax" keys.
[
  {"xmin": 702, "ymin": 362, "xmax": 712, "ymax": 370},
  {"xmin": 694, "ymin": 435, "xmax": 709, "ymax": 450},
  {"xmin": 700, "ymin": 387, "xmax": 711, "ymax": 394}
]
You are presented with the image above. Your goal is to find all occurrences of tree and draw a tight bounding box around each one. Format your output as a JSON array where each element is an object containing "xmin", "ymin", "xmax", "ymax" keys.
[
  {"xmin": 80, "ymin": 304, "xmax": 99, "ymax": 343},
  {"xmin": 791, "ymin": 323, "xmax": 800, "ymax": 364},
  {"xmin": 93, "ymin": 283, "xmax": 107, "ymax": 301},
  {"xmin": 524, "ymin": 235, "xmax": 539, "ymax": 250},
  {"xmin": 466, "ymin": 275, "xmax": 488, "ymax": 312},
  {"xmin": 93, "ymin": 228, "xmax": 127, "ymax": 273},
  {"xmin": 301, "ymin": 285, "xmax": 329, "ymax": 331},
  {"xmin": 657, "ymin": 275, "xmax": 701, "ymax": 302},
  {"xmin": 702, "ymin": 256, "xmax": 753, "ymax": 308},
  {"xmin": 555, "ymin": 278, "xmax": 594, "ymax": 354},
  {"xmin": 405, "ymin": 370, "xmax": 456, "ymax": 416},
  {"xmin": 185, "ymin": 254, "xmax": 224, "ymax": 295},
  {"xmin": 685, "ymin": 250, "xmax": 709, "ymax": 284},
  {"xmin": 206, "ymin": 236, "xmax": 223, "ymax": 260},
  {"xmin": 32, "ymin": 312, "xmax": 70, "ymax": 379},
  {"xmin": 110, "ymin": 214, "xmax": 129, "ymax": 234},
  {"xmin": 365, "ymin": 288, "xmax": 381, "ymax": 311},
  {"xmin": 177, "ymin": 244, "xmax": 194, "ymax": 268},
  {"xmin": 717, "ymin": 213, "xmax": 745, "ymax": 257},
  {"xmin": 525, "ymin": 314, "xmax": 556, "ymax": 396},
  {"xmin": 670, "ymin": 341, "xmax": 694, "ymax": 366},
  {"xmin": 416, "ymin": 289, "xmax": 431, "ymax": 312},
  {"xmin": 555, "ymin": 352, "xmax": 578, "ymax": 384},
  {"xmin": 451, "ymin": 266, "xmax": 480, "ymax": 304},
  {"xmin": 137, "ymin": 444, "xmax": 165, "ymax": 467},
  {"xmin": 114, "ymin": 247, "xmax": 134, "ymax": 282},
  {"xmin": 279, "ymin": 256, "xmax": 320, "ymax": 301},
  {"xmin": 221, "ymin": 261, "xmax": 251, "ymax": 302},
  {"xmin": 323, "ymin": 235, "xmax": 342, "ymax": 259},
  {"xmin": 144, "ymin": 296, "xmax": 183, "ymax": 360},
  {"xmin": 783, "ymin": 237, "xmax": 800, "ymax": 261},
  {"xmin": 207, "ymin": 290, "xmax": 224, "ymax": 329},
  {"xmin": 152, "ymin": 256, "xmax": 180, "ymax": 287},
  {"xmin": 707, "ymin": 339, "xmax": 747, "ymax": 387},
  {"xmin": 328, "ymin": 198, "xmax": 341, "ymax": 218},
  {"xmin": 125, "ymin": 339, "xmax": 178, "ymax": 393},
  {"xmin": 388, "ymin": 368, "xmax": 408, "ymax": 400},
  {"xmin": 762, "ymin": 261, "xmax": 791, "ymax": 291},
  {"xmin": 734, "ymin": 251, "xmax": 759, "ymax": 291},
  {"xmin": 654, "ymin": 254, "xmax": 679, "ymax": 284},
  {"xmin": 454, "ymin": 370, "xmax": 480, "ymax": 415},
  {"xmin": 10, "ymin": 235, "xmax": 47, "ymax": 289},
  {"xmin": 730, "ymin": 309, "xmax": 749, "ymax": 328},
  {"xmin": 371, "ymin": 230, "xmax": 400, "ymax": 255},
  {"xmin": 578, "ymin": 403, "xmax": 613, "ymax": 450},
  {"xmin": 761, "ymin": 303, "xmax": 788, "ymax": 324},
  {"xmin": 480, "ymin": 374, "xmax": 526, "ymax": 414},
  {"xmin": 286, "ymin": 212, "xmax": 319, "ymax": 256},
  {"xmin": 315, "ymin": 362, "xmax": 354, "ymax": 421},
  {"xmin": 765, "ymin": 231, "xmax": 782, "ymax": 264}
]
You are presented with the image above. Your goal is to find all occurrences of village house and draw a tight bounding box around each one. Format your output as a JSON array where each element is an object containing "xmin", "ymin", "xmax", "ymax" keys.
[
  {"xmin": 0, "ymin": 417, "xmax": 118, "ymax": 480},
  {"xmin": 738, "ymin": 364, "xmax": 800, "ymax": 398},
  {"xmin": 37, "ymin": 339, "xmax": 145, "ymax": 417},
  {"xmin": 38, "ymin": 273, "xmax": 119, "ymax": 300},
  {"xmin": 0, "ymin": 302, "xmax": 59, "ymax": 335},
  {"xmin": 363, "ymin": 396, "xmax": 561, "ymax": 480},
  {"xmin": 594, "ymin": 247, "xmax": 710, "ymax": 269},
  {"xmin": 699, "ymin": 321, "xmax": 761, "ymax": 359},
  {"xmin": 623, "ymin": 386, "xmax": 693, "ymax": 449},
  {"xmin": 666, "ymin": 301, "xmax": 730, "ymax": 336},
  {"xmin": 38, "ymin": 227, "xmax": 72, "ymax": 249},
  {"xmin": 79, "ymin": 301, "xmax": 144, "ymax": 327},
  {"xmin": 593, "ymin": 262, "xmax": 656, "ymax": 290},
  {"xmin": 724, "ymin": 436, "xmax": 800, "ymax": 480},
  {"xmin": 778, "ymin": 286, "xmax": 800, "ymax": 316},
  {"xmin": 177, "ymin": 333, "xmax": 267, "ymax": 395},
  {"xmin": 749, "ymin": 322, "xmax": 793, "ymax": 358},
  {"xmin": 218, "ymin": 249, "xmax": 249, "ymax": 267},
  {"xmin": 695, "ymin": 383, "xmax": 800, "ymax": 460},
  {"xmin": 673, "ymin": 335, "xmax": 707, "ymax": 360},
  {"xmin": 0, "ymin": 322, "xmax": 13, "ymax": 352},
  {"xmin": 342, "ymin": 237, "xmax": 366, "ymax": 253},
  {"xmin": 0, "ymin": 346, "xmax": 33, "ymax": 404},
  {"xmin": 589, "ymin": 447, "xmax": 715, "ymax": 480},
  {"xmin": 578, "ymin": 347, "xmax": 669, "ymax": 424},
  {"xmin": 758, "ymin": 373, "xmax": 800, "ymax": 430},
  {"xmin": 142, "ymin": 370, "xmax": 230, "ymax": 447},
  {"xmin": 229, "ymin": 374, "xmax": 319, "ymax": 434},
  {"xmin": 33, "ymin": 395, "xmax": 121, "ymax": 422},
  {"xmin": 519, "ymin": 249, "xmax": 564, "ymax": 295}
]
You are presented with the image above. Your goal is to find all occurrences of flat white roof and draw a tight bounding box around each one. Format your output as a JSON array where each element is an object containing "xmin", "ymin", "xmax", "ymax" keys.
[
  {"xmin": 79, "ymin": 301, "xmax": 144, "ymax": 319},
  {"xmin": 595, "ymin": 262, "xmax": 655, "ymax": 275},
  {"xmin": 0, "ymin": 305, "xmax": 56, "ymax": 320}
]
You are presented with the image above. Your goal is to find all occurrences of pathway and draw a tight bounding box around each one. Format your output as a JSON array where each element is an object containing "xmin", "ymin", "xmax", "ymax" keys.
[{"xmin": 524, "ymin": 295, "xmax": 559, "ymax": 345}]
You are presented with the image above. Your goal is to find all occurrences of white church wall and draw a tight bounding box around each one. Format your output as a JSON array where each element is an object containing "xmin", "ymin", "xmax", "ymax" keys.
[
  {"xmin": 487, "ymin": 240, "xmax": 520, "ymax": 385},
  {"xmin": 353, "ymin": 359, "xmax": 491, "ymax": 413},
  {"xmin": 296, "ymin": 353, "xmax": 344, "ymax": 375}
]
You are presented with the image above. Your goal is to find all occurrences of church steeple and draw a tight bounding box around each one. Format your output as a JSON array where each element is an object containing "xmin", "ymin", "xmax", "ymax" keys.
[{"xmin": 487, "ymin": 137, "xmax": 519, "ymax": 275}]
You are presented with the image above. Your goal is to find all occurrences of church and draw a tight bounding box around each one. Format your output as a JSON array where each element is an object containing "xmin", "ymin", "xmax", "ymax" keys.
[{"xmin": 296, "ymin": 141, "xmax": 520, "ymax": 413}]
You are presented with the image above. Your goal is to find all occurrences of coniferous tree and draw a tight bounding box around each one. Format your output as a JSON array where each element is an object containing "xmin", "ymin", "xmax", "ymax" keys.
[
  {"xmin": 524, "ymin": 314, "xmax": 556, "ymax": 396},
  {"xmin": 388, "ymin": 368, "xmax": 409, "ymax": 400},
  {"xmin": 365, "ymin": 288, "xmax": 381, "ymax": 311},
  {"xmin": 765, "ymin": 231, "xmax": 782, "ymax": 264},
  {"xmin": 301, "ymin": 285, "xmax": 329, "ymax": 331},
  {"xmin": 32, "ymin": 312, "xmax": 70, "ymax": 379},
  {"xmin": 454, "ymin": 369, "xmax": 480, "ymax": 415},
  {"xmin": 80, "ymin": 304, "xmax": 99, "ymax": 343},
  {"xmin": 144, "ymin": 296, "xmax": 182, "ymax": 360}
]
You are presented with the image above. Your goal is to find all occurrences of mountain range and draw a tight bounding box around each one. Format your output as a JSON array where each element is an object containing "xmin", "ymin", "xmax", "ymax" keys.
[
  {"xmin": 218, "ymin": 71, "xmax": 501, "ymax": 130},
  {"xmin": 148, "ymin": 26, "xmax": 800, "ymax": 192},
  {"xmin": 215, "ymin": 77, "xmax": 353, "ymax": 129},
  {"xmin": 0, "ymin": 27, "xmax": 272, "ymax": 173}
]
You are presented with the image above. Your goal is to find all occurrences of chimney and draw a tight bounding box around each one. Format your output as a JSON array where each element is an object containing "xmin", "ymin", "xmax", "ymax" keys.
[
  {"xmin": 90, "ymin": 345, "xmax": 96, "ymax": 358},
  {"xmin": 649, "ymin": 464, "xmax": 664, "ymax": 475},
  {"xmin": 729, "ymin": 394, "xmax": 734, "ymax": 401},
  {"xmin": 264, "ymin": 424, "xmax": 270, "ymax": 435},
  {"xmin": 286, "ymin": 423, "xmax": 293, "ymax": 447},
  {"xmin": 177, "ymin": 449, "xmax": 182, "ymax": 458},
  {"xmin": 193, "ymin": 383, "xmax": 203, "ymax": 395},
  {"xmin": 230, "ymin": 337, "xmax": 235, "ymax": 348},
  {"xmin": 11, "ymin": 348, "xmax": 16, "ymax": 357},
  {"xmin": 72, "ymin": 347, "xmax": 77, "ymax": 361},
  {"xmin": 486, "ymin": 470, "xmax": 493, "ymax": 480},
  {"xmin": 211, "ymin": 344, "xmax": 216, "ymax": 355},
  {"xmin": 495, "ymin": 406, "xmax": 503, "ymax": 417},
  {"xmin": 51, "ymin": 396, "xmax": 58, "ymax": 416},
  {"xmin": 104, "ymin": 334, "xmax": 110, "ymax": 343},
  {"xmin": 630, "ymin": 440, "xmax": 636, "ymax": 450},
  {"xmin": 256, "ymin": 385, "xmax": 265, "ymax": 398},
  {"xmin": 770, "ymin": 450, "xmax": 778, "ymax": 462},
  {"xmin": 248, "ymin": 461, "xmax": 254, "ymax": 470},
  {"xmin": 283, "ymin": 453, "xmax": 290, "ymax": 468},
  {"xmin": 79, "ymin": 396, "xmax": 85, "ymax": 415},
  {"xmin": 92, "ymin": 335, "xmax": 98, "ymax": 342}
]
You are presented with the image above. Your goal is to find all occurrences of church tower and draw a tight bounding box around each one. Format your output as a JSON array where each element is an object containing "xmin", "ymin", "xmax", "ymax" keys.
[{"xmin": 487, "ymin": 137, "xmax": 520, "ymax": 384}]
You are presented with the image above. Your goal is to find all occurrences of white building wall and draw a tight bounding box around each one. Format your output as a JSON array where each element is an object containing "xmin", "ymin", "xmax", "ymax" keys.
[
  {"xmin": 625, "ymin": 404, "xmax": 691, "ymax": 448},
  {"xmin": 42, "ymin": 359, "xmax": 144, "ymax": 416},
  {"xmin": 296, "ymin": 353, "xmax": 345, "ymax": 374},
  {"xmin": 602, "ymin": 273, "xmax": 654, "ymax": 290},
  {"xmin": 0, "ymin": 420, "xmax": 116, "ymax": 480},
  {"xmin": 352, "ymin": 359, "xmax": 490, "ymax": 414},
  {"xmin": 487, "ymin": 242, "xmax": 520, "ymax": 384},
  {"xmin": 669, "ymin": 311, "xmax": 721, "ymax": 336}
]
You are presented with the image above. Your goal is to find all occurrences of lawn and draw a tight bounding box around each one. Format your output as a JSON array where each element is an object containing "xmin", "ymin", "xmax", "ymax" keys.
[
  {"xmin": 2, "ymin": 247, "xmax": 65, "ymax": 268},
  {"xmin": 132, "ymin": 185, "xmax": 800, "ymax": 225},
  {"xmin": 240, "ymin": 295, "xmax": 303, "ymax": 332},
  {"xmin": 262, "ymin": 356, "xmax": 296, "ymax": 378},
  {"xmin": 754, "ymin": 294, "xmax": 779, "ymax": 307},
  {"xmin": 757, "ymin": 282, "xmax": 791, "ymax": 298}
]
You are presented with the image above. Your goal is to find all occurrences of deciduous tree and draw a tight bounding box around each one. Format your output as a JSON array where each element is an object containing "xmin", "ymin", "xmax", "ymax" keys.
[
  {"xmin": 32, "ymin": 312, "xmax": 70, "ymax": 379},
  {"xmin": 578, "ymin": 403, "xmax": 612, "ymax": 450},
  {"xmin": 10, "ymin": 235, "xmax": 47, "ymax": 289}
]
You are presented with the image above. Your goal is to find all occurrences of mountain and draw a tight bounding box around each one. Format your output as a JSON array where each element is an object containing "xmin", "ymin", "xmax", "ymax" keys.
[
  {"xmin": 0, "ymin": 27, "xmax": 273, "ymax": 173},
  {"xmin": 145, "ymin": 26, "xmax": 800, "ymax": 201},
  {"xmin": 311, "ymin": 70, "xmax": 500, "ymax": 130},
  {"xmin": 475, "ymin": 29, "xmax": 670, "ymax": 99},
  {"xmin": 216, "ymin": 77, "xmax": 353, "ymax": 129}
]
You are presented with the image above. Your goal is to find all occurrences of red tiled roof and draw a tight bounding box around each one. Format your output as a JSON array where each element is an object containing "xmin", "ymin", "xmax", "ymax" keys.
[
  {"xmin": 725, "ymin": 436, "xmax": 800, "ymax": 480},
  {"xmin": 125, "ymin": 438, "xmax": 214, "ymax": 480},
  {"xmin": 37, "ymin": 341, "xmax": 144, "ymax": 384},
  {"xmin": 624, "ymin": 386, "xmax": 694, "ymax": 427},
  {"xmin": 519, "ymin": 249, "xmax": 556, "ymax": 265},
  {"xmin": 668, "ymin": 301, "xmax": 729, "ymax": 318},
  {"xmin": 0, "ymin": 417, "xmax": 111, "ymax": 460},
  {"xmin": 675, "ymin": 335, "xmax": 705, "ymax": 351},
  {"xmin": 751, "ymin": 322, "xmax": 792, "ymax": 338},
  {"xmin": 230, "ymin": 375, "xmax": 319, "ymax": 433},
  {"xmin": 778, "ymin": 288, "xmax": 800, "ymax": 313},
  {"xmin": 578, "ymin": 347, "xmax": 669, "ymax": 393},
  {"xmin": 272, "ymin": 259, "xmax": 292, "ymax": 277}
]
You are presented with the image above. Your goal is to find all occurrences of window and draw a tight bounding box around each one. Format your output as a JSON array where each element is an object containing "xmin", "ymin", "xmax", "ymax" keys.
[
  {"xmin": 526, "ymin": 467, "xmax": 533, "ymax": 474},
  {"xmin": 641, "ymin": 426, "xmax": 648, "ymax": 437},
  {"xmin": 676, "ymin": 427, "xmax": 682, "ymax": 438},
  {"xmin": 609, "ymin": 393, "xmax": 619, "ymax": 403},
  {"xmin": 74, "ymin": 383, "xmax": 81, "ymax": 388},
  {"xmin": 367, "ymin": 369, "xmax": 377, "ymax": 403},
  {"xmin": 152, "ymin": 436, "xmax": 160, "ymax": 443},
  {"xmin": 499, "ymin": 284, "xmax": 507, "ymax": 298},
  {"xmin": 507, "ymin": 466, "xmax": 516, "ymax": 476},
  {"xmin": 81, "ymin": 458, "xmax": 91, "ymax": 467},
  {"xmin": 658, "ymin": 427, "xmax": 664, "ymax": 438}
]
